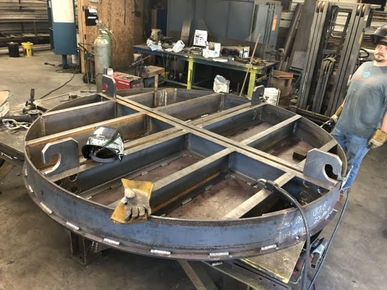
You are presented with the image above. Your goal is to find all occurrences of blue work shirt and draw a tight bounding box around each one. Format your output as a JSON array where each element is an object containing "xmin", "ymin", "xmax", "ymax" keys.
[{"xmin": 335, "ymin": 61, "xmax": 387, "ymax": 139}]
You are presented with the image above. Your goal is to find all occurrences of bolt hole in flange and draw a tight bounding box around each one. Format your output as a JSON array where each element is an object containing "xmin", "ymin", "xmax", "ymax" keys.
[{"xmin": 324, "ymin": 164, "xmax": 338, "ymax": 179}]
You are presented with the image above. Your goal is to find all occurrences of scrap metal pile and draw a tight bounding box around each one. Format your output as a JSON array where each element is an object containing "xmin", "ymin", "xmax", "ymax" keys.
[{"xmin": 23, "ymin": 88, "xmax": 346, "ymax": 260}]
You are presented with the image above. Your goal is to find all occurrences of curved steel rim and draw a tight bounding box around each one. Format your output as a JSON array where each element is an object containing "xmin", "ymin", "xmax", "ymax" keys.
[{"xmin": 23, "ymin": 91, "xmax": 345, "ymax": 260}]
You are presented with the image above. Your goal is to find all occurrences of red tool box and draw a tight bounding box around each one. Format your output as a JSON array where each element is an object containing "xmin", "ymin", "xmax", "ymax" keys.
[{"xmin": 113, "ymin": 72, "xmax": 143, "ymax": 91}]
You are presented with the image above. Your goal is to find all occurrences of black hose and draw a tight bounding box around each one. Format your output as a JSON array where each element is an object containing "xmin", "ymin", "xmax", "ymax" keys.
[
  {"xmin": 307, "ymin": 189, "xmax": 350, "ymax": 290},
  {"xmin": 39, "ymin": 72, "xmax": 76, "ymax": 99},
  {"xmin": 258, "ymin": 179, "xmax": 311, "ymax": 290}
]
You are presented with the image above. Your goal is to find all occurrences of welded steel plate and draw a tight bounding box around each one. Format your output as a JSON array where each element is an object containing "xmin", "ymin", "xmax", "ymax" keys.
[{"xmin": 24, "ymin": 88, "xmax": 346, "ymax": 260}]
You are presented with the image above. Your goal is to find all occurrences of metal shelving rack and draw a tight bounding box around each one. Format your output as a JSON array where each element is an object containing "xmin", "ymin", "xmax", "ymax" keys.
[{"xmin": 0, "ymin": 0, "xmax": 50, "ymax": 47}]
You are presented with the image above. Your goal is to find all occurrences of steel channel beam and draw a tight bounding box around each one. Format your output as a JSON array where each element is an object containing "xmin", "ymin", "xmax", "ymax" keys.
[
  {"xmin": 123, "ymin": 89, "xmax": 217, "ymax": 108},
  {"xmin": 116, "ymin": 92, "xmax": 344, "ymax": 178},
  {"xmin": 243, "ymin": 121, "xmax": 297, "ymax": 152},
  {"xmin": 190, "ymin": 101, "xmax": 251, "ymax": 126},
  {"xmin": 45, "ymin": 128, "xmax": 184, "ymax": 183},
  {"xmin": 156, "ymin": 93, "xmax": 248, "ymax": 122},
  {"xmin": 195, "ymin": 102, "xmax": 268, "ymax": 130},
  {"xmin": 223, "ymin": 172, "xmax": 295, "ymax": 220},
  {"xmin": 36, "ymin": 101, "xmax": 123, "ymax": 137},
  {"xmin": 115, "ymin": 92, "xmax": 345, "ymax": 184},
  {"xmin": 306, "ymin": 2, "xmax": 330, "ymax": 109},
  {"xmin": 331, "ymin": 5, "xmax": 369, "ymax": 114},
  {"xmin": 26, "ymin": 113, "xmax": 176, "ymax": 169},
  {"xmin": 312, "ymin": 58, "xmax": 335, "ymax": 113},
  {"xmin": 327, "ymin": 4, "xmax": 369, "ymax": 115},
  {"xmin": 118, "ymin": 97, "xmax": 322, "ymax": 174},
  {"xmin": 297, "ymin": 5, "xmax": 319, "ymax": 109},
  {"xmin": 203, "ymin": 260, "xmax": 290, "ymax": 290},
  {"xmin": 200, "ymin": 107, "xmax": 335, "ymax": 176},
  {"xmin": 48, "ymin": 130, "xmax": 188, "ymax": 185},
  {"xmin": 279, "ymin": 3, "xmax": 303, "ymax": 71},
  {"xmin": 37, "ymin": 94, "xmax": 108, "ymax": 112},
  {"xmin": 45, "ymin": 124, "xmax": 330, "ymax": 197},
  {"xmin": 157, "ymin": 93, "xmax": 223, "ymax": 120},
  {"xmin": 200, "ymin": 102, "xmax": 295, "ymax": 132},
  {"xmin": 240, "ymin": 115, "xmax": 302, "ymax": 147},
  {"xmin": 311, "ymin": 57, "xmax": 329, "ymax": 113},
  {"xmin": 298, "ymin": 1, "xmax": 329, "ymax": 109},
  {"xmin": 179, "ymin": 261, "xmax": 218, "ymax": 290},
  {"xmin": 326, "ymin": 5, "xmax": 359, "ymax": 114},
  {"xmin": 27, "ymin": 113, "xmax": 145, "ymax": 165}
]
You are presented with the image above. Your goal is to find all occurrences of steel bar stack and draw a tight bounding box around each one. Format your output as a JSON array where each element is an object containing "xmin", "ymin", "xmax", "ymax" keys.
[
  {"xmin": 297, "ymin": 1, "xmax": 370, "ymax": 116},
  {"xmin": 0, "ymin": 0, "xmax": 49, "ymax": 47},
  {"xmin": 298, "ymin": 1, "xmax": 329, "ymax": 111},
  {"xmin": 326, "ymin": 3, "xmax": 370, "ymax": 116}
]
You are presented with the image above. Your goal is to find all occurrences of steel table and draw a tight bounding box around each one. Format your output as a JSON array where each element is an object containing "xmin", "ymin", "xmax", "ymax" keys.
[{"xmin": 133, "ymin": 45, "xmax": 276, "ymax": 98}]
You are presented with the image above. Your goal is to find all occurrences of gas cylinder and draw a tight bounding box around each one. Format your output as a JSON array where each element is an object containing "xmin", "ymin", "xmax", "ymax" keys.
[{"xmin": 94, "ymin": 27, "xmax": 112, "ymax": 92}]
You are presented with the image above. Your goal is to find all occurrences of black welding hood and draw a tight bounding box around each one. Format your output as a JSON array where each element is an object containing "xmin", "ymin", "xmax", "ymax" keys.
[
  {"xmin": 372, "ymin": 24, "xmax": 387, "ymax": 45},
  {"xmin": 82, "ymin": 127, "xmax": 124, "ymax": 163}
]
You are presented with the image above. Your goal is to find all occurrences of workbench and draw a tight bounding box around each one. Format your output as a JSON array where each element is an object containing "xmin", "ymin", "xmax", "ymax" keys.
[{"xmin": 133, "ymin": 45, "xmax": 276, "ymax": 98}]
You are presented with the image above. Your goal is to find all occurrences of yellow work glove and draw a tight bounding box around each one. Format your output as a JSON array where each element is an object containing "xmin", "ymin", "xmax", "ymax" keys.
[
  {"xmin": 331, "ymin": 105, "xmax": 344, "ymax": 123},
  {"xmin": 369, "ymin": 129, "xmax": 387, "ymax": 149},
  {"xmin": 322, "ymin": 105, "xmax": 344, "ymax": 132},
  {"xmin": 111, "ymin": 179, "xmax": 153, "ymax": 224}
]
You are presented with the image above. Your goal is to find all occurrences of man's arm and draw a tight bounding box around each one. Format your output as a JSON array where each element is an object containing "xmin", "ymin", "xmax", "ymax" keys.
[
  {"xmin": 331, "ymin": 101, "xmax": 345, "ymax": 123},
  {"xmin": 322, "ymin": 101, "xmax": 346, "ymax": 132}
]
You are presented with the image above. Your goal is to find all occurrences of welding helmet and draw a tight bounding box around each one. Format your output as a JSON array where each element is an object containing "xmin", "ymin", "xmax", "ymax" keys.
[
  {"xmin": 372, "ymin": 25, "xmax": 387, "ymax": 45},
  {"xmin": 82, "ymin": 127, "xmax": 124, "ymax": 163}
]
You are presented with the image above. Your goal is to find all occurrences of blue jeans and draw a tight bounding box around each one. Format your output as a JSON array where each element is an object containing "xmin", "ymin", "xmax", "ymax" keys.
[{"xmin": 331, "ymin": 128, "xmax": 370, "ymax": 189}]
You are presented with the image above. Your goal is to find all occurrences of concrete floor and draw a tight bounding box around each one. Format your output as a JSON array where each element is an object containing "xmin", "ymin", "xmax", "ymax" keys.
[
  {"xmin": 0, "ymin": 51, "xmax": 386, "ymax": 290},
  {"xmin": 0, "ymin": 51, "xmax": 91, "ymax": 108}
]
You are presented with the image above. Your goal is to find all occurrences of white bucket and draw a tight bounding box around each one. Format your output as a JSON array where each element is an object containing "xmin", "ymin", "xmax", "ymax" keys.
[
  {"xmin": 71, "ymin": 54, "xmax": 79, "ymax": 65},
  {"xmin": 264, "ymin": 88, "xmax": 280, "ymax": 105}
]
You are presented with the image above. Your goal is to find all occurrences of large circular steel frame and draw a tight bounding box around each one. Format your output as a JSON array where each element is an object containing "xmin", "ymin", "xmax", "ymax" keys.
[{"xmin": 23, "ymin": 89, "xmax": 347, "ymax": 261}]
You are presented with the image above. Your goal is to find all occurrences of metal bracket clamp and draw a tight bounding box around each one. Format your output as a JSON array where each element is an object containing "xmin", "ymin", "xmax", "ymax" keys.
[
  {"xmin": 303, "ymin": 149, "xmax": 343, "ymax": 187},
  {"xmin": 251, "ymin": 85, "xmax": 265, "ymax": 106},
  {"xmin": 41, "ymin": 138, "xmax": 80, "ymax": 177},
  {"xmin": 102, "ymin": 75, "xmax": 117, "ymax": 98},
  {"xmin": 68, "ymin": 231, "xmax": 109, "ymax": 265}
]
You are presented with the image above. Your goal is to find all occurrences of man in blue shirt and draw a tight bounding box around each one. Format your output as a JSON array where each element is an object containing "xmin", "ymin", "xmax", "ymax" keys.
[{"xmin": 330, "ymin": 25, "xmax": 387, "ymax": 189}]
